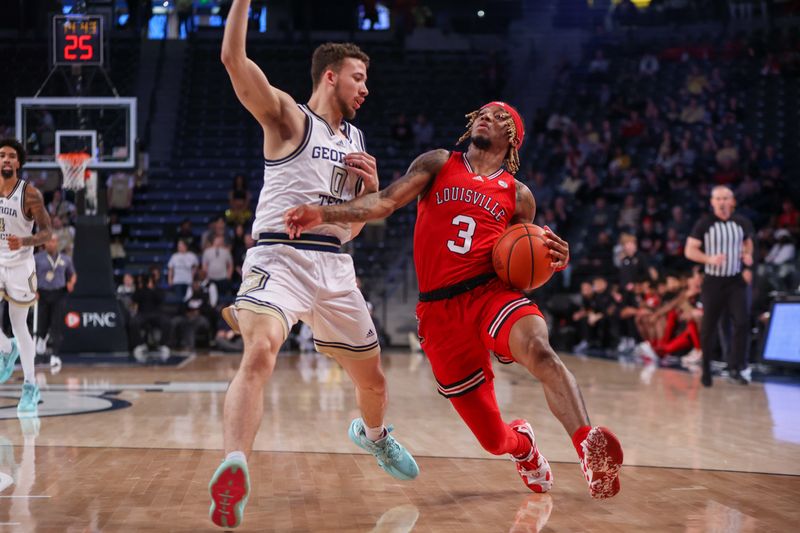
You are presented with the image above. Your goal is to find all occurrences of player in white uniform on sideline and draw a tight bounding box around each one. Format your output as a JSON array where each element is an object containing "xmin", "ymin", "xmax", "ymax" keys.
[
  {"xmin": 0, "ymin": 139, "xmax": 53, "ymax": 416},
  {"xmin": 208, "ymin": 1, "xmax": 418, "ymax": 529}
]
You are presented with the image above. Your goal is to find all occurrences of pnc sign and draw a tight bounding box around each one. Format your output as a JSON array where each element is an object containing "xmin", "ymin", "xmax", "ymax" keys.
[{"xmin": 65, "ymin": 311, "xmax": 118, "ymax": 329}]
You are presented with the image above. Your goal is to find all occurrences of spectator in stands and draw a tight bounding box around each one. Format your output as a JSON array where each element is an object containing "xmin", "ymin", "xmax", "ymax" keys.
[
  {"xmin": 759, "ymin": 145, "xmax": 784, "ymax": 174},
  {"xmin": 680, "ymin": 98, "xmax": 705, "ymax": 124},
  {"xmin": 201, "ymin": 216, "xmax": 232, "ymax": 249},
  {"xmin": 229, "ymin": 174, "xmax": 252, "ymax": 210},
  {"xmin": 638, "ymin": 216, "xmax": 664, "ymax": 262},
  {"xmin": 759, "ymin": 228, "xmax": 796, "ymax": 290},
  {"xmin": 777, "ymin": 198, "xmax": 799, "ymax": 232},
  {"xmin": 571, "ymin": 282, "xmax": 594, "ymax": 353},
  {"xmin": 621, "ymin": 111, "xmax": 645, "ymax": 139},
  {"xmin": 47, "ymin": 190, "xmax": 76, "ymax": 224},
  {"xmin": 618, "ymin": 233, "xmax": 655, "ymax": 290},
  {"xmin": 412, "ymin": 113, "xmax": 435, "ymax": 152},
  {"xmin": 617, "ymin": 194, "xmax": 641, "ymax": 233},
  {"xmin": 202, "ymin": 235, "xmax": 234, "ymax": 296},
  {"xmin": 167, "ymin": 239, "xmax": 198, "ymax": 299},
  {"xmin": 588, "ymin": 50, "xmax": 610, "ymax": 79},
  {"xmin": 760, "ymin": 53, "xmax": 781, "ymax": 76},
  {"xmin": 577, "ymin": 276, "xmax": 614, "ymax": 352},
  {"xmin": 685, "ymin": 64, "xmax": 709, "ymax": 95},
  {"xmin": 52, "ymin": 215, "xmax": 75, "ymax": 256},
  {"xmin": 390, "ymin": 113, "xmax": 413, "ymax": 146},
  {"xmin": 171, "ymin": 273, "xmax": 216, "ymax": 354},
  {"xmin": 707, "ymin": 67, "xmax": 725, "ymax": 93},
  {"xmin": 577, "ymin": 230, "xmax": 615, "ymax": 279},
  {"xmin": 130, "ymin": 273, "xmax": 170, "ymax": 362},
  {"xmin": 226, "ymin": 194, "xmax": 253, "ymax": 227},
  {"xmin": 106, "ymin": 171, "xmax": 135, "ymax": 213},
  {"xmin": 174, "ymin": 218, "xmax": 200, "ymax": 253},
  {"xmin": 715, "ymin": 138, "xmax": 740, "ymax": 169},
  {"xmin": 589, "ymin": 197, "xmax": 612, "ymax": 230},
  {"xmin": 639, "ymin": 51, "xmax": 659, "ymax": 78},
  {"xmin": 215, "ymin": 323, "xmax": 243, "ymax": 353},
  {"xmin": 666, "ymin": 205, "xmax": 690, "ymax": 237}
]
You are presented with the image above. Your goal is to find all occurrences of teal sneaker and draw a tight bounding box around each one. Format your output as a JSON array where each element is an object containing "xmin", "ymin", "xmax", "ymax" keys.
[
  {"xmin": 348, "ymin": 418, "xmax": 419, "ymax": 481},
  {"xmin": 208, "ymin": 458, "xmax": 250, "ymax": 529},
  {"xmin": 0, "ymin": 339, "xmax": 19, "ymax": 384},
  {"xmin": 17, "ymin": 382, "xmax": 40, "ymax": 417}
]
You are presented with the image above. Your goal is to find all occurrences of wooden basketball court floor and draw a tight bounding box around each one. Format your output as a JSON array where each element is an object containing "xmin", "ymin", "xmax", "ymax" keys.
[{"xmin": 0, "ymin": 351, "xmax": 798, "ymax": 532}]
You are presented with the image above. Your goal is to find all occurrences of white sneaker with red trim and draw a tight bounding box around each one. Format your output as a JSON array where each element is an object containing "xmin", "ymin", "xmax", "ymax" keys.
[{"xmin": 510, "ymin": 419, "xmax": 553, "ymax": 493}]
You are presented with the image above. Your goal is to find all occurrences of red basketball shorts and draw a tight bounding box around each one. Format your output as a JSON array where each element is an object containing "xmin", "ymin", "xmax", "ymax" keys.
[{"xmin": 415, "ymin": 278, "xmax": 544, "ymax": 398}]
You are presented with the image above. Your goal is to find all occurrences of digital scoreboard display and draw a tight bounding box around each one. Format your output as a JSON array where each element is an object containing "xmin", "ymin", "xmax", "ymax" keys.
[{"xmin": 52, "ymin": 15, "xmax": 104, "ymax": 67}]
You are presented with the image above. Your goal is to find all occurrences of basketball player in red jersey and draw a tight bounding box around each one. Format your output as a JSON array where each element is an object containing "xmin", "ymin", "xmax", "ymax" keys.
[{"xmin": 285, "ymin": 102, "xmax": 623, "ymax": 499}]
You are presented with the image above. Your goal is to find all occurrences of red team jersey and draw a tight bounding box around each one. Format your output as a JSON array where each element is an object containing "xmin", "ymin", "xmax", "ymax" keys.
[{"xmin": 414, "ymin": 151, "xmax": 517, "ymax": 292}]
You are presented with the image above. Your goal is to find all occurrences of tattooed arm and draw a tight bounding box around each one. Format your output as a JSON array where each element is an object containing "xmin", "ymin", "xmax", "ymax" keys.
[
  {"xmin": 509, "ymin": 181, "xmax": 536, "ymax": 225},
  {"xmin": 285, "ymin": 149, "xmax": 449, "ymax": 237},
  {"xmin": 8, "ymin": 185, "xmax": 52, "ymax": 250}
]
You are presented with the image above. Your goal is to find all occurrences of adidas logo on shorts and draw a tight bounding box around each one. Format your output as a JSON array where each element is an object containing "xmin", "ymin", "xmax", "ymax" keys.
[{"xmin": 366, "ymin": 329, "xmax": 375, "ymax": 338}]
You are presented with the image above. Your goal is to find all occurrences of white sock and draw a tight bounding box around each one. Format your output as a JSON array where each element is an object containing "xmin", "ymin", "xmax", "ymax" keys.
[
  {"xmin": 365, "ymin": 425, "xmax": 387, "ymax": 441},
  {"xmin": 9, "ymin": 305, "xmax": 34, "ymax": 384},
  {"xmin": 225, "ymin": 451, "xmax": 247, "ymax": 463}
]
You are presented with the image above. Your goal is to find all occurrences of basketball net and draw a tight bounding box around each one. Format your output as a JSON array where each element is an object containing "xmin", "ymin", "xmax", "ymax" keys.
[{"xmin": 57, "ymin": 152, "xmax": 91, "ymax": 191}]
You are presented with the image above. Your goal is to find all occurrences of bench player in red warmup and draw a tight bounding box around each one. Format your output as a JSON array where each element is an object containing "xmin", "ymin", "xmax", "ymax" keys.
[{"xmin": 285, "ymin": 102, "xmax": 623, "ymax": 498}]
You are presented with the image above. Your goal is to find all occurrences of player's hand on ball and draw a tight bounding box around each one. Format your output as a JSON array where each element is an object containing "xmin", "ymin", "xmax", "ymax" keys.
[
  {"xmin": 344, "ymin": 151, "xmax": 379, "ymax": 194},
  {"xmin": 284, "ymin": 205, "xmax": 323, "ymax": 239},
  {"xmin": 7, "ymin": 235, "xmax": 22, "ymax": 250},
  {"xmin": 543, "ymin": 226, "xmax": 569, "ymax": 269}
]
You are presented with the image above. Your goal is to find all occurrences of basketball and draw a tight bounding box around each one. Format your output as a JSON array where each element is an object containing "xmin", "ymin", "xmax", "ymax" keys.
[{"xmin": 492, "ymin": 224, "xmax": 555, "ymax": 291}]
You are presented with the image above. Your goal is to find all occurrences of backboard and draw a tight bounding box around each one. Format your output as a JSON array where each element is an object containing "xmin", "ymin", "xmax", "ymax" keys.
[{"xmin": 15, "ymin": 97, "xmax": 137, "ymax": 170}]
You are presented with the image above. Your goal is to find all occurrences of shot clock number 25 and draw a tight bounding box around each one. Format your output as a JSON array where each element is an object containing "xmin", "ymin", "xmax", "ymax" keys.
[{"xmin": 51, "ymin": 15, "xmax": 105, "ymax": 67}]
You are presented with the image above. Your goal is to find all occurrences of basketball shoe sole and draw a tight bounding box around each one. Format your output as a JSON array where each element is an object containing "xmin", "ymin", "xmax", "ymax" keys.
[
  {"xmin": 579, "ymin": 426, "xmax": 623, "ymax": 499},
  {"xmin": 510, "ymin": 419, "xmax": 553, "ymax": 493},
  {"xmin": 209, "ymin": 458, "xmax": 250, "ymax": 529}
]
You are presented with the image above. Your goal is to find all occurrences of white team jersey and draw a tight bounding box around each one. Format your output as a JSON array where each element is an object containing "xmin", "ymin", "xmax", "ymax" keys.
[
  {"xmin": 251, "ymin": 104, "xmax": 367, "ymax": 244},
  {"xmin": 0, "ymin": 179, "xmax": 35, "ymax": 265}
]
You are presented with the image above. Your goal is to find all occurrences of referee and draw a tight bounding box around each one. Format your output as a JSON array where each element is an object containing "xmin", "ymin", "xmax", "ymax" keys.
[{"xmin": 685, "ymin": 185, "xmax": 753, "ymax": 387}]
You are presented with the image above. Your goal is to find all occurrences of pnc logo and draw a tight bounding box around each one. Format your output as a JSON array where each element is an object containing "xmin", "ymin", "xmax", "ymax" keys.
[
  {"xmin": 65, "ymin": 312, "xmax": 81, "ymax": 329},
  {"xmin": 65, "ymin": 311, "xmax": 118, "ymax": 329}
]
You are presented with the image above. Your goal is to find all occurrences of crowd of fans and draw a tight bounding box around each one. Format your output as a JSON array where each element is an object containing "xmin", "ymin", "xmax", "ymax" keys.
[{"xmin": 520, "ymin": 23, "xmax": 799, "ymax": 373}]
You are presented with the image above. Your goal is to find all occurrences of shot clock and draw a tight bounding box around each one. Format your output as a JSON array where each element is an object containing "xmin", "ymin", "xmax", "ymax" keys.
[{"xmin": 51, "ymin": 14, "xmax": 105, "ymax": 67}]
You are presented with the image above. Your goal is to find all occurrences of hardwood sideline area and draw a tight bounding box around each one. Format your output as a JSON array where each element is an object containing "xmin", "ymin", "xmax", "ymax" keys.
[{"xmin": 0, "ymin": 351, "xmax": 798, "ymax": 532}]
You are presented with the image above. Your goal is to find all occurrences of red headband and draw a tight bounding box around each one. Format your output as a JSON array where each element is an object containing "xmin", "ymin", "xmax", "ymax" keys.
[{"xmin": 481, "ymin": 101, "xmax": 525, "ymax": 148}]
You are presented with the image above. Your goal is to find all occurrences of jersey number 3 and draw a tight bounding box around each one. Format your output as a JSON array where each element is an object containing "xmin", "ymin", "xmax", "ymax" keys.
[{"xmin": 447, "ymin": 215, "xmax": 476, "ymax": 255}]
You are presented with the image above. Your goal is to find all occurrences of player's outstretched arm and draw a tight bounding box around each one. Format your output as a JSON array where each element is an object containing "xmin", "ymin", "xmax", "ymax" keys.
[
  {"xmin": 284, "ymin": 149, "xmax": 449, "ymax": 238},
  {"xmin": 220, "ymin": 0, "xmax": 300, "ymax": 128}
]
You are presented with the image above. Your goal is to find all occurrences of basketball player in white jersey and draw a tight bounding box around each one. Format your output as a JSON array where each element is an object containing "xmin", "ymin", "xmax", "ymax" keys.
[
  {"xmin": 209, "ymin": 1, "xmax": 418, "ymax": 528},
  {"xmin": 0, "ymin": 139, "xmax": 53, "ymax": 416}
]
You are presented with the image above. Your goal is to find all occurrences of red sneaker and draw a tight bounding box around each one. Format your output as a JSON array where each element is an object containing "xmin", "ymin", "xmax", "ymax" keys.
[
  {"xmin": 579, "ymin": 426, "xmax": 623, "ymax": 499},
  {"xmin": 510, "ymin": 420, "xmax": 553, "ymax": 493}
]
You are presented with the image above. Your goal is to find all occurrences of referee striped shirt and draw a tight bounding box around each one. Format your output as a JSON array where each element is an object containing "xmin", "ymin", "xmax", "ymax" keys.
[{"xmin": 689, "ymin": 213, "xmax": 754, "ymax": 277}]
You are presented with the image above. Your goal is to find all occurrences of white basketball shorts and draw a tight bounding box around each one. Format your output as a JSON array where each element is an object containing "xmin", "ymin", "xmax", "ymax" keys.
[
  {"xmin": 235, "ymin": 237, "xmax": 379, "ymax": 360},
  {"xmin": 0, "ymin": 257, "xmax": 37, "ymax": 306}
]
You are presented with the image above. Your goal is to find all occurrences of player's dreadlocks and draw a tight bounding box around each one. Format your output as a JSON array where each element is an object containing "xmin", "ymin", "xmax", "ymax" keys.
[{"xmin": 456, "ymin": 109, "xmax": 521, "ymax": 174}]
